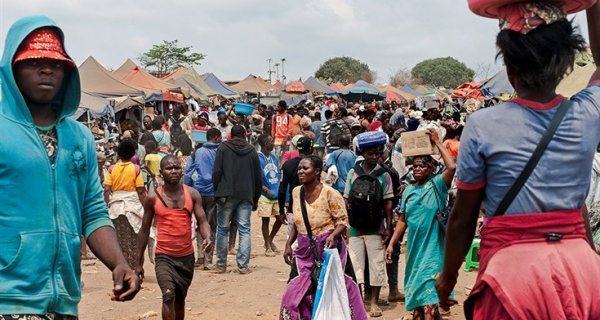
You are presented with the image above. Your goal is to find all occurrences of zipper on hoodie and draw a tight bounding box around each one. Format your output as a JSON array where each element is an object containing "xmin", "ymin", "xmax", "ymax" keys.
[{"xmin": 33, "ymin": 125, "xmax": 61, "ymax": 311}]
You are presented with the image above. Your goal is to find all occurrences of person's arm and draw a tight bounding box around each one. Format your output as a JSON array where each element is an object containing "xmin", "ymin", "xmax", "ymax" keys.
[
  {"xmin": 278, "ymin": 164, "xmax": 290, "ymax": 216},
  {"xmin": 436, "ymin": 188, "xmax": 485, "ymax": 309},
  {"xmin": 385, "ymin": 214, "xmax": 407, "ymax": 263},
  {"xmin": 103, "ymin": 185, "xmax": 111, "ymax": 204},
  {"xmin": 134, "ymin": 195, "xmax": 156, "ymax": 281},
  {"xmin": 427, "ymin": 128, "xmax": 456, "ymax": 187},
  {"xmin": 325, "ymin": 224, "xmax": 347, "ymax": 248},
  {"xmin": 284, "ymin": 223, "xmax": 298, "ymax": 265},
  {"xmin": 253, "ymin": 153, "xmax": 263, "ymax": 210},
  {"xmin": 582, "ymin": 204, "xmax": 596, "ymax": 249},
  {"xmin": 271, "ymin": 116, "xmax": 276, "ymax": 138},
  {"xmin": 136, "ymin": 187, "xmax": 146, "ymax": 204},
  {"xmin": 87, "ymin": 227, "xmax": 140, "ymax": 301},
  {"xmin": 190, "ymin": 188, "xmax": 213, "ymax": 252},
  {"xmin": 587, "ymin": 1, "xmax": 600, "ymax": 82},
  {"xmin": 183, "ymin": 155, "xmax": 195, "ymax": 186},
  {"xmin": 212, "ymin": 147, "xmax": 223, "ymax": 191},
  {"xmin": 383, "ymin": 199, "xmax": 393, "ymax": 243}
]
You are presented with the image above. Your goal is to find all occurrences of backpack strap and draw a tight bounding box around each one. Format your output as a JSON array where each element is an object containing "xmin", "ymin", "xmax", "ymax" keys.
[
  {"xmin": 354, "ymin": 162, "xmax": 386, "ymax": 178},
  {"xmin": 353, "ymin": 163, "xmax": 366, "ymax": 176}
]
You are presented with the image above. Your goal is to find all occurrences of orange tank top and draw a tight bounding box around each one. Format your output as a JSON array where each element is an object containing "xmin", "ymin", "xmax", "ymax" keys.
[{"xmin": 153, "ymin": 185, "xmax": 195, "ymax": 257}]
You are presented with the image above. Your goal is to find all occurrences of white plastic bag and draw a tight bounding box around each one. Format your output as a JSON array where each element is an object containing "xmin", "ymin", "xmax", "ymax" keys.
[{"xmin": 312, "ymin": 249, "xmax": 351, "ymax": 320}]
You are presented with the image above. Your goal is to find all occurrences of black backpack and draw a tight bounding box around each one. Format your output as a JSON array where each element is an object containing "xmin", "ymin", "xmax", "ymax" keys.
[
  {"xmin": 348, "ymin": 163, "xmax": 387, "ymax": 231},
  {"xmin": 170, "ymin": 117, "xmax": 184, "ymax": 140},
  {"xmin": 328, "ymin": 120, "xmax": 349, "ymax": 148}
]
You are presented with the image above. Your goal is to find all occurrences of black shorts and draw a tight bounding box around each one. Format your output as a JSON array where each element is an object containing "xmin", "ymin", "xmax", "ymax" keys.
[{"xmin": 155, "ymin": 253, "xmax": 195, "ymax": 302}]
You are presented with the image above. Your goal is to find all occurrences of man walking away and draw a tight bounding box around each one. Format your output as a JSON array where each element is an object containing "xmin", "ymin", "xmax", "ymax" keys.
[
  {"xmin": 135, "ymin": 155, "xmax": 213, "ymax": 320},
  {"xmin": 278, "ymin": 137, "xmax": 314, "ymax": 225},
  {"xmin": 183, "ymin": 128, "xmax": 222, "ymax": 269},
  {"xmin": 213, "ymin": 125, "xmax": 262, "ymax": 274},
  {"xmin": 324, "ymin": 135, "xmax": 356, "ymax": 195}
]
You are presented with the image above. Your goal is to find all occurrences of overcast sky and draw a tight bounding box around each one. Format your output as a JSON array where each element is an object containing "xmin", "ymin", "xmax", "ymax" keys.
[{"xmin": 0, "ymin": 0, "xmax": 591, "ymax": 83}]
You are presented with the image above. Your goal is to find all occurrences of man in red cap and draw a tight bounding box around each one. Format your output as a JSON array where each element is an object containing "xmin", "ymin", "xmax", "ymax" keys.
[{"xmin": 0, "ymin": 15, "xmax": 140, "ymax": 318}]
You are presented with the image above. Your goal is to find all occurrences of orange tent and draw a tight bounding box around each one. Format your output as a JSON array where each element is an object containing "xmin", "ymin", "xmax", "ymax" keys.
[
  {"xmin": 385, "ymin": 91, "xmax": 402, "ymax": 103},
  {"xmin": 271, "ymin": 80, "xmax": 283, "ymax": 90},
  {"xmin": 285, "ymin": 81, "xmax": 307, "ymax": 93}
]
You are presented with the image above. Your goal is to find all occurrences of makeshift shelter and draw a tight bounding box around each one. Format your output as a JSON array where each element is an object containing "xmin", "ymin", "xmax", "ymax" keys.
[
  {"xmin": 113, "ymin": 60, "xmax": 182, "ymax": 96},
  {"xmin": 271, "ymin": 80, "xmax": 283, "ymax": 91},
  {"xmin": 78, "ymin": 56, "xmax": 145, "ymax": 98},
  {"xmin": 285, "ymin": 81, "xmax": 307, "ymax": 93},
  {"xmin": 557, "ymin": 63, "xmax": 596, "ymax": 97},
  {"xmin": 163, "ymin": 67, "xmax": 219, "ymax": 98},
  {"xmin": 452, "ymin": 82, "xmax": 484, "ymax": 102},
  {"xmin": 385, "ymin": 91, "xmax": 402, "ymax": 103},
  {"xmin": 339, "ymin": 80, "xmax": 386, "ymax": 102},
  {"xmin": 73, "ymin": 92, "xmax": 114, "ymax": 121},
  {"xmin": 401, "ymin": 84, "xmax": 422, "ymax": 97},
  {"xmin": 377, "ymin": 84, "xmax": 416, "ymax": 102},
  {"xmin": 329, "ymin": 82, "xmax": 345, "ymax": 91},
  {"xmin": 303, "ymin": 76, "xmax": 337, "ymax": 95},
  {"xmin": 112, "ymin": 96, "xmax": 145, "ymax": 113},
  {"xmin": 201, "ymin": 73, "xmax": 239, "ymax": 97},
  {"xmin": 231, "ymin": 75, "xmax": 273, "ymax": 94},
  {"xmin": 480, "ymin": 69, "xmax": 515, "ymax": 97}
]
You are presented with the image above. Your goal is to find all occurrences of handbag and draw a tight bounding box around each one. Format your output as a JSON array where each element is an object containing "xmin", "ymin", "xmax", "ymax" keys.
[
  {"xmin": 432, "ymin": 182, "xmax": 452, "ymax": 235},
  {"xmin": 299, "ymin": 186, "xmax": 322, "ymax": 290}
]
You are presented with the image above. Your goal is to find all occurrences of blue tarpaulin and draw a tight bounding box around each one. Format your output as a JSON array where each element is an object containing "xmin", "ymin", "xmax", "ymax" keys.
[
  {"xmin": 202, "ymin": 73, "xmax": 239, "ymax": 97},
  {"xmin": 401, "ymin": 84, "xmax": 422, "ymax": 97},
  {"xmin": 303, "ymin": 76, "xmax": 338, "ymax": 95},
  {"xmin": 480, "ymin": 69, "xmax": 514, "ymax": 97}
]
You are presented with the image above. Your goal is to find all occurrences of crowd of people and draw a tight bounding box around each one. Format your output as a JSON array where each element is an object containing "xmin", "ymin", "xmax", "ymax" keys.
[{"xmin": 2, "ymin": 2, "xmax": 600, "ymax": 320}]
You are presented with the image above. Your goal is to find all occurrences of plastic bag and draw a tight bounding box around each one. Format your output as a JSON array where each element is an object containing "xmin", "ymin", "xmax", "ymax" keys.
[{"xmin": 312, "ymin": 249, "xmax": 351, "ymax": 320}]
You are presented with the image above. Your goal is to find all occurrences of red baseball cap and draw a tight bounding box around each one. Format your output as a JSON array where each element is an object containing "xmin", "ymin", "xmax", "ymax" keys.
[{"xmin": 13, "ymin": 27, "xmax": 75, "ymax": 68}]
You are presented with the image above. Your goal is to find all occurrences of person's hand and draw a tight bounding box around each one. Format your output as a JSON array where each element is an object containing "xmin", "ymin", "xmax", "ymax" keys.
[
  {"xmin": 202, "ymin": 238, "xmax": 214, "ymax": 253},
  {"xmin": 435, "ymin": 272, "xmax": 459, "ymax": 310},
  {"xmin": 133, "ymin": 264, "xmax": 144, "ymax": 282},
  {"xmin": 384, "ymin": 245, "xmax": 394, "ymax": 264},
  {"xmin": 283, "ymin": 243, "xmax": 293, "ymax": 265},
  {"xmin": 277, "ymin": 213, "xmax": 288, "ymax": 225},
  {"xmin": 324, "ymin": 234, "xmax": 335, "ymax": 248},
  {"xmin": 426, "ymin": 128, "xmax": 440, "ymax": 145},
  {"xmin": 252, "ymin": 203, "xmax": 258, "ymax": 211},
  {"xmin": 264, "ymin": 188, "xmax": 273, "ymax": 197},
  {"xmin": 111, "ymin": 263, "xmax": 141, "ymax": 302}
]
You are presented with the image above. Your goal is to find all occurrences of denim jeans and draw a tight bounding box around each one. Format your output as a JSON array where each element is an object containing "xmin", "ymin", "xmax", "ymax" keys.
[
  {"xmin": 216, "ymin": 196, "xmax": 252, "ymax": 271},
  {"xmin": 196, "ymin": 196, "xmax": 216, "ymax": 264}
]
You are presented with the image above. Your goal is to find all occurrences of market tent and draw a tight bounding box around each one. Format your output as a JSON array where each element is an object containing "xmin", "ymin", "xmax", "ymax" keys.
[
  {"xmin": 377, "ymin": 84, "xmax": 415, "ymax": 101},
  {"xmin": 112, "ymin": 96, "xmax": 145, "ymax": 113},
  {"xmin": 260, "ymin": 92, "xmax": 313, "ymax": 107},
  {"xmin": 163, "ymin": 67, "xmax": 219, "ymax": 97},
  {"xmin": 557, "ymin": 63, "xmax": 596, "ymax": 97},
  {"xmin": 231, "ymin": 75, "xmax": 273, "ymax": 94},
  {"xmin": 303, "ymin": 76, "xmax": 337, "ymax": 95},
  {"xmin": 339, "ymin": 80, "xmax": 386, "ymax": 102},
  {"xmin": 401, "ymin": 84, "xmax": 422, "ymax": 97},
  {"xmin": 73, "ymin": 92, "xmax": 114, "ymax": 119},
  {"xmin": 385, "ymin": 91, "xmax": 402, "ymax": 103},
  {"xmin": 480, "ymin": 69, "xmax": 515, "ymax": 97},
  {"xmin": 285, "ymin": 81, "xmax": 307, "ymax": 93},
  {"xmin": 329, "ymin": 82, "xmax": 344, "ymax": 91},
  {"xmin": 201, "ymin": 73, "xmax": 239, "ymax": 97},
  {"xmin": 112, "ymin": 59, "xmax": 182, "ymax": 98},
  {"xmin": 78, "ymin": 56, "xmax": 144, "ymax": 98},
  {"xmin": 271, "ymin": 80, "xmax": 283, "ymax": 91}
]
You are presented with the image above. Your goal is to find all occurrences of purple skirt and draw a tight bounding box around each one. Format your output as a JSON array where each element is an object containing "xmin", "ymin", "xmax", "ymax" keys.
[{"xmin": 279, "ymin": 230, "xmax": 367, "ymax": 320}]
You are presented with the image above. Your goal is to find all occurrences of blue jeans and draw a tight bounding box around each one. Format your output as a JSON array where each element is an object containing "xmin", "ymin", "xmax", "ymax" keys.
[{"xmin": 216, "ymin": 196, "xmax": 252, "ymax": 271}]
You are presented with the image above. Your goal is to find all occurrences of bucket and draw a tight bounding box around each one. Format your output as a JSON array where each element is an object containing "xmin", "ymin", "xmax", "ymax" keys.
[
  {"xmin": 191, "ymin": 130, "xmax": 207, "ymax": 143},
  {"xmin": 468, "ymin": 0, "xmax": 597, "ymax": 18},
  {"xmin": 234, "ymin": 102, "xmax": 256, "ymax": 115}
]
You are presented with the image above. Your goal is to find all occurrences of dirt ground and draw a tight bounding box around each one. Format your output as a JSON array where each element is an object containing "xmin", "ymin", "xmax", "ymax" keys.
[{"xmin": 79, "ymin": 213, "xmax": 478, "ymax": 320}]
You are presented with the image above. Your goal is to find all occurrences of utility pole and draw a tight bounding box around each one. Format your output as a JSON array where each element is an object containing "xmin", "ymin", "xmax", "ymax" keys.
[
  {"xmin": 274, "ymin": 63, "xmax": 280, "ymax": 83},
  {"xmin": 281, "ymin": 58, "xmax": 286, "ymax": 86},
  {"xmin": 266, "ymin": 58, "xmax": 274, "ymax": 84}
]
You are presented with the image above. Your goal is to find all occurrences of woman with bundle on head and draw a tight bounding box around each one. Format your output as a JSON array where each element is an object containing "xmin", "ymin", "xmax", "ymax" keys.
[{"xmin": 436, "ymin": 2, "xmax": 600, "ymax": 319}]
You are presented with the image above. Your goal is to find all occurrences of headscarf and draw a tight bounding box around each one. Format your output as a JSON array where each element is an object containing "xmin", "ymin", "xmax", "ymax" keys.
[{"xmin": 498, "ymin": 2, "xmax": 566, "ymax": 34}]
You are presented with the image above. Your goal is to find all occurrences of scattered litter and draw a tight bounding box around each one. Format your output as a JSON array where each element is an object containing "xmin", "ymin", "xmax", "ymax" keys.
[
  {"xmin": 138, "ymin": 310, "xmax": 158, "ymax": 319},
  {"xmin": 256, "ymin": 311, "xmax": 263, "ymax": 316}
]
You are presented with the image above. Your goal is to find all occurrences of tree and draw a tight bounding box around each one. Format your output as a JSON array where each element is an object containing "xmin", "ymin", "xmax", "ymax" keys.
[
  {"xmin": 411, "ymin": 57, "xmax": 475, "ymax": 88},
  {"xmin": 138, "ymin": 40, "xmax": 205, "ymax": 77},
  {"xmin": 315, "ymin": 56, "xmax": 373, "ymax": 84},
  {"xmin": 389, "ymin": 67, "xmax": 413, "ymax": 87}
]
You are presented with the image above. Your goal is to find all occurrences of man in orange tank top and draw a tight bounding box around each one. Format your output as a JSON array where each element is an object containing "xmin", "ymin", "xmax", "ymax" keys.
[{"xmin": 135, "ymin": 155, "xmax": 213, "ymax": 320}]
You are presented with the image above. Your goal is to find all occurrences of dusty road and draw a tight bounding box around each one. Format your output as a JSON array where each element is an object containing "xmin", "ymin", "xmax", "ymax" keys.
[{"xmin": 79, "ymin": 213, "xmax": 478, "ymax": 319}]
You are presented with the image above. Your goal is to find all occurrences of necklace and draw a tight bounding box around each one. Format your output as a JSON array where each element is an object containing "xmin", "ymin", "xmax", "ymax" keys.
[{"xmin": 35, "ymin": 123, "xmax": 56, "ymax": 131}]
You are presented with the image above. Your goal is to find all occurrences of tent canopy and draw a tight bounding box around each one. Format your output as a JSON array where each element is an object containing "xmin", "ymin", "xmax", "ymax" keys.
[
  {"xmin": 339, "ymin": 80, "xmax": 386, "ymax": 102},
  {"xmin": 285, "ymin": 81, "xmax": 307, "ymax": 93},
  {"xmin": 231, "ymin": 75, "xmax": 273, "ymax": 94},
  {"xmin": 73, "ymin": 92, "xmax": 114, "ymax": 119},
  {"xmin": 401, "ymin": 84, "xmax": 422, "ymax": 97},
  {"xmin": 303, "ymin": 76, "xmax": 337, "ymax": 95},
  {"xmin": 377, "ymin": 84, "xmax": 415, "ymax": 102},
  {"xmin": 78, "ymin": 56, "xmax": 144, "ymax": 98},
  {"xmin": 163, "ymin": 67, "xmax": 218, "ymax": 97},
  {"xmin": 557, "ymin": 63, "xmax": 596, "ymax": 97},
  {"xmin": 480, "ymin": 69, "xmax": 515, "ymax": 97},
  {"xmin": 112, "ymin": 59, "xmax": 181, "ymax": 97},
  {"xmin": 201, "ymin": 73, "xmax": 239, "ymax": 97}
]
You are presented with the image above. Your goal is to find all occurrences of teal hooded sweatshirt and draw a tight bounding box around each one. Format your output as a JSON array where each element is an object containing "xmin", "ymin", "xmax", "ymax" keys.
[{"xmin": 0, "ymin": 16, "xmax": 113, "ymax": 316}]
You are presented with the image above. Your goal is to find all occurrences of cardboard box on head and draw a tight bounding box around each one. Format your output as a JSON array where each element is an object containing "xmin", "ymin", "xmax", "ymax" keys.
[{"xmin": 400, "ymin": 130, "xmax": 436, "ymax": 157}]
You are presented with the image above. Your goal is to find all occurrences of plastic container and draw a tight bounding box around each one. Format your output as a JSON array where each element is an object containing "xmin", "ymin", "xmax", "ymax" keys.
[
  {"xmin": 191, "ymin": 130, "xmax": 207, "ymax": 143},
  {"xmin": 356, "ymin": 131, "xmax": 388, "ymax": 150},
  {"xmin": 468, "ymin": 0, "xmax": 597, "ymax": 18},
  {"xmin": 233, "ymin": 102, "xmax": 256, "ymax": 115}
]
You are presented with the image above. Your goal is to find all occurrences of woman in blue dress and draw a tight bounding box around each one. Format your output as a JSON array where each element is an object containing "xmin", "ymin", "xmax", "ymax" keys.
[{"xmin": 385, "ymin": 129, "xmax": 456, "ymax": 320}]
